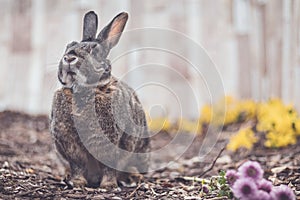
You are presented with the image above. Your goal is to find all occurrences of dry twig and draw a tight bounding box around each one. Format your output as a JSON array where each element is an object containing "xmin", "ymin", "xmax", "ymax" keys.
[
  {"xmin": 127, "ymin": 182, "xmax": 144, "ymax": 199},
  {"xmin": 197, "ymin": 147, "xmax": 226, "ymax": 177}
]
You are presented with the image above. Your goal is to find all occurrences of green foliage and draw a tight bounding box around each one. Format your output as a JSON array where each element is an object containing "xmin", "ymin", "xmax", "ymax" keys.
[
  {"xmin": 199, "ymin": 170, "xmax": 233, "ymax": 199},
  {"xmin": 217, "ymin": 170, "xmax": 232, "ymax": 198}
]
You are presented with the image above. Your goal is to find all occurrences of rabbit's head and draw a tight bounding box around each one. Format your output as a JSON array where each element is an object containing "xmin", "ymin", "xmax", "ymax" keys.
[{"xmin": 58, "ymin": 11, "xmax": 128, "ymax": 88}]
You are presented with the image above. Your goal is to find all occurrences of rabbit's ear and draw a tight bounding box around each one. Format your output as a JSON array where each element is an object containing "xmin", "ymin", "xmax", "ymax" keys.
[
  {"xmin": 82, "ymin": 11, "xmax": 98, "ymax": 41},
  {"xmin": 97, "ymin": 12, "xmax": 128, "ymax": 49}
]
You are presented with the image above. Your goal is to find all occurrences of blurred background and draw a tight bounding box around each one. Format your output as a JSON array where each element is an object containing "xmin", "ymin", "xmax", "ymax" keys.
[{"xmin": 0, "ymin": 0, "xmax": 299, "ymax": 119}]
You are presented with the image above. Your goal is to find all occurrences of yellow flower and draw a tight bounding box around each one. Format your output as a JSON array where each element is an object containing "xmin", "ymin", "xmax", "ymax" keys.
[
  {"xmin": 294, "ymin": 119, "xmax": 300, "ymax": 135},
  {"xmin": 199, "ymin": 96, "xmax": 240, "ymax": 126},
  {"xmin": 255, "ymin": 98, "xmax": 299, "ymax": 148},
  {"xmin": 199, "ymin": 104, "xmax": 213, "ymax": 124},
  {"xmin": 236, "ymin": 100, "xmax": 257, "ymax": 120},
  {"xmin": 200, "ymin": 96, "xmax": 257, "ymax": 127},
  {"xmin": 177, "ymin": 118, "xmax": 200, "ymax": 133},
  {"xmin": 146, "ymin": 95, "xmax": 300, "ymax": 147},
  {"xmin": 223, "ymin": 107, "xmax": 239, "ymax": 125},
  {"xmin": 224, "ymin": 95, "xmax": 236, "ymax": 105},
  {"xmin": 264, "ymin": 130, "xmax": 297, "ymax": 148},
  {"xmin": 227, "ymin": 128, "xmax": 258, "ymax": 151},
  {"xmin": 220, "ymin": 96, "xmax": 238, "ymax": 125},
  {"xmin": 150, "ymin": 118, "xmax": 171, "ymax": 132},
  {"xmin": 147, "ymin": 115, "xmax": 172, "ymax": 132}
]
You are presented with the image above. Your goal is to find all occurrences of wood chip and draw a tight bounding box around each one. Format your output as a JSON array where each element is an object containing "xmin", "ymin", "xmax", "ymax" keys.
[{"xmin": 271, "ymin": 166, "xmax": 288, "ymax": 174}]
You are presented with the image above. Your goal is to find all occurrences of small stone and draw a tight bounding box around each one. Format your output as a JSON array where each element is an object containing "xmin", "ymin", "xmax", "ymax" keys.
[
  {"xmin": 65, "ymin": 193, "xmax": 87, "ymax": 198},
  {"xmin": 113, "ymin": 187, "xmax": 122, "ymax": 192},
  {"xmin": 169, "ymin": 171, "xmax": 180, "ymax": 179},
  {"xmin": 167, "ymin": 161, "xmax": 181, "ymax": 170},
  {"xmin": 73, "ymin": 187, "xmax": 82, "ymax": 191},
  {"xmin": 85, "ymin": 187, "xmax": 95, "ymax": 192},
  {"xmin": 184, "ymin": 196, "xmax": 201, "ymax": 200},
  {"xmin": 271, "ymin": 166, "xmax": 287, "ymax": 174},
  {"xmin": 102, "ymin": 193, "xmax": 113, "ymax": 198},
  {"xmin": 2, "ymin": 161, "xmax": 9, "ymax": 169},
  {"xmin": 91, "ymin": 194, "xmax": 105, "ymax": 199},
  {"xmin": 216, "ymin": 155, "xmax": 232, "ymax": 164},
  {"xmin": 111, "ymin": 196, "xmax": 122, "ymax": 200},
  {"xmin": 98, "ymin": 188, "xmax": 107, "ymax": 192},
  {"xmin": 25, "ymin": 168, "xmax": 35, "ymax": 174}
]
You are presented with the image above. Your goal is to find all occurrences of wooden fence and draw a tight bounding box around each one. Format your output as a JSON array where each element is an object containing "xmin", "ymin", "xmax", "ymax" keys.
[{"xmin": 0, "ymin": 0, "xmax": 299, "ymax": 118}]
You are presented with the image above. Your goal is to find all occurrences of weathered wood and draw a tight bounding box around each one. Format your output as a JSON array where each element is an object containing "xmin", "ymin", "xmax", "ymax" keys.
[{"xmin": 0, "ymin": 0, "xmax": 299, "ymax": 115}]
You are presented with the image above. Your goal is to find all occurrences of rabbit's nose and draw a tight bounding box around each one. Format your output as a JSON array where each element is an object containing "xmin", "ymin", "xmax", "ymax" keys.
[{"xmin": 63, "ymin": 55, "xmax": 78, "ymax": 65}]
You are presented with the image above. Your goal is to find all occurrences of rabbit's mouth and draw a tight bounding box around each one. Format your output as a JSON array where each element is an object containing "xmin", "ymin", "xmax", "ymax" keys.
[
  {"xmin": 59, "ymin": 70, "xmax": 77, "ymax": 88},
  {"xmin": 67, "ymin": 71, "xmax": 76, "ymax": 76}
]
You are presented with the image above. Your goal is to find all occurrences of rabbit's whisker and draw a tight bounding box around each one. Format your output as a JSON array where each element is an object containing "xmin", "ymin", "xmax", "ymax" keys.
[{"xmin": 46, "ymin": 65, "xmax": 58, "ymax": 73}]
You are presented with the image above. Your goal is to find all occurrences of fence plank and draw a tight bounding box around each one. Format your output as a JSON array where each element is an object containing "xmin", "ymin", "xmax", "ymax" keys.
[{"xmin": 0, "ymin": 0, "xmax": 299, "ymax": 115}]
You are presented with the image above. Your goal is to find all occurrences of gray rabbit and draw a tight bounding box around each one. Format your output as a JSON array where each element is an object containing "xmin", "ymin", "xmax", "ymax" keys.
[{"xmin": 50, "ymin": 11, "xmax": 150, "ymax": 188}]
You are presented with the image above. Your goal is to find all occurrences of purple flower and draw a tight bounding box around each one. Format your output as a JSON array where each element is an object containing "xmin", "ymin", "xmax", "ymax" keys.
[
  {"xmin": 226, "ymin": 169, "xmax": 239, "ymax": 186},
  {"xmin": 202, "ymin": 185, "xmax": 209, "ymax": 194},
  {"xmin": 258, "ymin": 179, "xmax": 273, "ymax": 193},
  {"xmin": 271, "ymin": 185, "xmax": 295, "ymax": 200},
  {"xmin": 238, "ymin": 161, "xmax": 263, "ymax": 181},
  {"xmin": 256, "ymin": 190, "xmax": 272, "ymax": 200},
  {"xmin": 232, "ymin": 178, "xmax": 258, "ymax": 199}
]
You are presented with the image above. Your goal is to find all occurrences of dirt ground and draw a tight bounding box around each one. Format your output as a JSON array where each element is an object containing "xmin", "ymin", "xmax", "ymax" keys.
[{"xmin": 0, "ymin": 111, "xmax": 299, "ymax": 199}]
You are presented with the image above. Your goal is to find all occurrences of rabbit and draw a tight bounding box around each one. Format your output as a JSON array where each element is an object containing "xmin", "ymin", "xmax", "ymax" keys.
[{"xmin": 50, "ymin": 11, "xmax": 150, "ymax": 188}]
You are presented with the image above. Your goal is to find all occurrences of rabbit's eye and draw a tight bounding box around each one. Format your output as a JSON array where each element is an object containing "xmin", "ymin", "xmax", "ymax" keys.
[
  {"xmin": 82, "ymin": 45, "xmax": 93, "ymax": 53},
  {"xmin": 68, "ymin": 50, "xmax": 76, "ymax": 55}
]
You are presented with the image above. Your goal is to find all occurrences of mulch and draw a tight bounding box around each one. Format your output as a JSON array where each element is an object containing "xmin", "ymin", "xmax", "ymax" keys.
[{"xmin": 0, "ymin": 110, "xmax": 299, "ymax": 199}]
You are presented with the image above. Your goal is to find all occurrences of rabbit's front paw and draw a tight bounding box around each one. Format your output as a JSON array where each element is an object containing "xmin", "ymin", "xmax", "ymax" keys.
[
  {"xmin": 85, "ymin": 175, "xmax": 101, "ymax": 188},
  {"xmin": 72, "ymin": 176, "xmax": 87, "ymax": 187},
  {"xmin": 118, "ymin": 166, "xmax": 143, "ymax": 183},
  {"xmin": 63, "ymin": 174, "xmax": 87, "ymax": 189},
  {"xmin": 99, "ymin": 167, "xmax": 118, "ymax": 189},
  {"xmin": 100, "ymin": 176, "xmax": 118, "ymax": 189}
]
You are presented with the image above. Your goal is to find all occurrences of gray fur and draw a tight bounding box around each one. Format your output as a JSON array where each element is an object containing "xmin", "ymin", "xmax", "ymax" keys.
[
  {"xmin": 82, "ymin": 11, "xmax": 98, "ymax": 41},
  {"xmin": 50, "ymin": 11, "xmax": 150, "ymax": 188}
]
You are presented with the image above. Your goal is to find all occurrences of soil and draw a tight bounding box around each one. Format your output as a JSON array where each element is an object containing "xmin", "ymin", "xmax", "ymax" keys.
[{"xmin": 0, "ymin": 110, "xmax": 299, "ymax": 199}]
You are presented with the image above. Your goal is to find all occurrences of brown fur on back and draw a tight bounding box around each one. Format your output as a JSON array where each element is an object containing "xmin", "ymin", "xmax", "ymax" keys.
[{"xmin": 50, "ymin": 77, "xmax": 150, "ymax": 187}]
